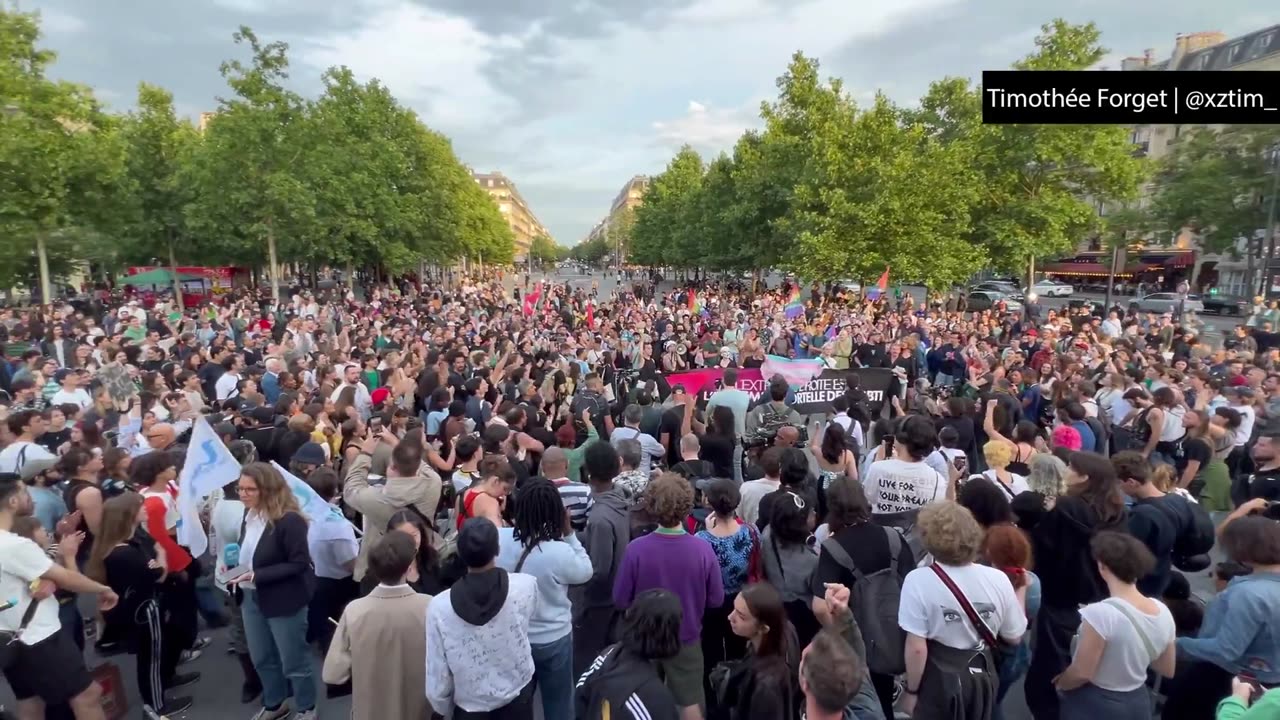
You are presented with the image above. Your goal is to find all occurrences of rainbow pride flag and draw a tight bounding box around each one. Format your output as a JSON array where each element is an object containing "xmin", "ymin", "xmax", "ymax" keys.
[
  {"xmin": 784, "ymin": 287, "xmax": 804, "ymax": 319},
  {"xmin": 867, "ymin": 267, "xmax": 890, "ymax": 300}
]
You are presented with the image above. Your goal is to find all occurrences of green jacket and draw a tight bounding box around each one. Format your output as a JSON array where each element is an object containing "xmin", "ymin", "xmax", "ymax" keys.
[{"xmin": 1217, "ymin": 688, "xmax": 1280, "ymax": 720}]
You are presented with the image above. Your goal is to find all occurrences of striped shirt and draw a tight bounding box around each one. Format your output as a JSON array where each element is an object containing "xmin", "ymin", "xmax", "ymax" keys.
[{"xmin": 550, "ymin": 477, "xmax": 594, "ymax": 532}]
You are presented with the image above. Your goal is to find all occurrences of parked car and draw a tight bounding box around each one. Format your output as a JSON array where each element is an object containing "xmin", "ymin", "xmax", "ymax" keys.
[
  {"xmin": 1030, "ymin": 280, "xmax": 1074, "ymax": 298},
  {"xmin": 971, "ymin": 282, "xmax": 1024, "ymax": 301},
  {"xmin": 836, "ymin": 279, "xmax": 862, "ymax": 292},
  {"xmin": 967, "ymin": 290, "xmax": 1024, "ymax": 312},
  {"xmin": 1201, "ymin": 294, "xmax": 1250, "ymax": 316},
  {"xmin": 1129, "ymin": 293, "xmax": 1205, "ymax": 315}
]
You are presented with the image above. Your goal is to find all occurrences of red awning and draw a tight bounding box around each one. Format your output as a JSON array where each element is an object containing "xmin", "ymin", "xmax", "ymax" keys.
[{"xmin": 1042, "ymin": 263, "xmax": 1128, "ymax": 277}]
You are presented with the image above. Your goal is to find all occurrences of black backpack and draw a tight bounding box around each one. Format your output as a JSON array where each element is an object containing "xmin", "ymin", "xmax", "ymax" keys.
[{"xmin": 1158, "ymin": 495, "xmax": 1215, "ymax": 570}]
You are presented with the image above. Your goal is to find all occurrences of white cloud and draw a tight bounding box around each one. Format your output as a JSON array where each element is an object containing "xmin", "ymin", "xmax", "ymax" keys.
[
  {"xmin": 652, "ymin": 101, "xmax": 759, "ymax": 152},
  {"xmin": 37, "ymin": 7, "xmax": 85, "ymax": 35},
  {"xmin": 293, "ymin": 1, "xmax": 532, "ymax": 132}
]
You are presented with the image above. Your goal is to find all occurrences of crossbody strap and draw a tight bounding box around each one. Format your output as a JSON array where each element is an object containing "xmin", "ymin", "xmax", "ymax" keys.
[
  {"xmin": 930, "ymin": 563, "xmax": 999, "ymax": 649},
  {"xmin": 2, "ymin": 597, "xmax": 43, "ymax": 644},
  {"xmin": 514, "ymin": 540, "xmax": 540, "ymax": 573},
  {"xmin": 1102, "ymin": 598, "xmax": 1159, "ymax": 663}
]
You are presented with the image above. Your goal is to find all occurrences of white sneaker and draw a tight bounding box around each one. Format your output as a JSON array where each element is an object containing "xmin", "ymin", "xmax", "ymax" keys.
[
  {"xmin": 250, "ymin": 706, "xmax": 292, "ymax": 720},
  {"xmin": 294, "ymin": 711, "xmax": 317, "ymax": 720}
]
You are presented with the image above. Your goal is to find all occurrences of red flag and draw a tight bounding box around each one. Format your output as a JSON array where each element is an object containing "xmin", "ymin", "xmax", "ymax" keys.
[
  {"xmin": 522, "ymin": 289, "xmax": 541, "ymax": 317},
  {"xmin": 687, "ymin": 288, "xmax": 697, "ymax": 313},
  {"xmin": 585, "ymin": 302, "xmax": 595, "ymax": 330}
]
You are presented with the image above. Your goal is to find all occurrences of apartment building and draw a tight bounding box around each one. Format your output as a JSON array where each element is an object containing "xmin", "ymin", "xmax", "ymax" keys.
[{"xmin": 473, "ymin": 171, "xmax": 550, "ymax": 260}]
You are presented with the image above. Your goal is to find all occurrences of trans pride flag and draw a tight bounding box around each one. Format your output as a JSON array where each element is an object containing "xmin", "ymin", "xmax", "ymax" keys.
[{"xmin": 762, "ymin": 354, "xmax": 824, "ymax": 388}]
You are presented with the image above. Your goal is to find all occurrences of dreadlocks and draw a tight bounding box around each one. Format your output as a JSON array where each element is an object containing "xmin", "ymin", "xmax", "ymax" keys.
[{"xmin": 511, "ymin": 477, "xmax": 565, "ymax": 550}]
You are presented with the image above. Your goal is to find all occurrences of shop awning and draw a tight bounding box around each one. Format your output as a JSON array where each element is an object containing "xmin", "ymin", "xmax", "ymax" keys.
[
  {"xmin": 1042, "ymin": 263, "xmax": 1130, "ymax": 277},
  {"xmin": 117, "ymin": 268, "xmax": 208, "ymax": 286}
]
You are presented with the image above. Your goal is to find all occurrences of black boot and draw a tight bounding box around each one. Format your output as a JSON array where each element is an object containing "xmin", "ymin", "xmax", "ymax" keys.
[{"xmin": 237, "ymin": 653, "xmax": 262, "ymax": 704}]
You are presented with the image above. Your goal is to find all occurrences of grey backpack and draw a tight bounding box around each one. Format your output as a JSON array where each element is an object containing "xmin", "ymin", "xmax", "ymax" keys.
[{"xmin": 820, "ymin": 527, "xmax": 907, "ymax": 675}]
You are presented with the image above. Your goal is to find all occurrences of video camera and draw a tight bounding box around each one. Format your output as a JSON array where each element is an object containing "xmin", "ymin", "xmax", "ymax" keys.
[{"xmin": 742, "ymin": 422, "xmax": 808, "ymax": 450}]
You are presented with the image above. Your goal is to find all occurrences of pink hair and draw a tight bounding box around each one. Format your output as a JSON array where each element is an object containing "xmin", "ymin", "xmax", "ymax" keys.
[{"xmin": 1051, "ymin": 425, "xmax": 1082, "ymax": 451}]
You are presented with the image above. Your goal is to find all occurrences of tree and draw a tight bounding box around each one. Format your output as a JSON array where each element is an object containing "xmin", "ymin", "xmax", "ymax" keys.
[
  {"xmin": 912, "ymin": 20, "xmax": 1148, "ymax": 285},
  {"xmin": 630, "ymin": 146, "xmax": 705, "ymax": 268},
  {"xmin": 529, "ymin": 234, "xmax": 557, "ymax": 266},
  {"xmin": 118, "ymin": 82, "xmax": 201, "ymax": 307},
  {"xmin": 0, "ymin": 8, "xmax": 128, "ymax": 296},
  {"xmin": 183, "ymin": 26, "xmax": 317, "ymax": 301},
  {"xmin": 571, "ymin": 235, "xmax": 610, "ymax": 264},
  {"xmin": 1146, "ymin": 124, "xmax": 1280, "ymax": 292},
  {"xmin": 605, "ymin": 207, "xmax": 636, "ymax": 266}
]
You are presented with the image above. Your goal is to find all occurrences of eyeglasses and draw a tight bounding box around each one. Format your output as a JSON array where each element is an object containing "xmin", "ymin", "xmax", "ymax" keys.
[{"xmin": 236, "ymin": 485, "xmax": 259, "ymax": 494}]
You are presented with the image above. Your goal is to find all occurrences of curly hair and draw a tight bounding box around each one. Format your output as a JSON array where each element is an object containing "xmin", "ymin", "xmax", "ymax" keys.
[
  {"xmin": 642, "ymin": 472, "xmax": 694, "ymax": 528},
  {"xmin": 619, "ymin": 589, "xmax": 683, "ymax": 660},
  {"xmin": 1027, "ymin": 453, "xmax": 1068, "ymax": 498},
  {"xmin": 918, "ymin": 501, "xmax": 984, "ymax": 565},
  {"xmin": 983, "ymin": 524, "xmax": 1032, "ymax": 589}
]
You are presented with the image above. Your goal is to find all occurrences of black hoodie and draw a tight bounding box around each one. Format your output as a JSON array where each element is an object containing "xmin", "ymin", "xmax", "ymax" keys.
[
  {"xmin": 575, "ymin": 645, "xmax": 680, "ymax": 720},
  {"xmin": 450, "ymin": 567, "xmax": 509, "ymax": 626},
  {"xmin": 1032, "ymin": 494, "xmax": 1128, "ymax": 609}
]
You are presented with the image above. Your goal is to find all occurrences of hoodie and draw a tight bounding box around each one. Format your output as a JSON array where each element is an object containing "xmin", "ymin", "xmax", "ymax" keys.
[
  {"xmin": 425, "ymin": 569, "xmax": 538, "ymax": 714},
  {"xmin": 1032, "ymin": 494, "xmax": 1127, "ymax": 609},
  {"xmin": 575, "ymin": 644, "xmax": 680, "ymax": 720},
  {"xmin": 343, "ymin": 452, "xmax": 442, "ymax": 581},
  {"xmin": 574, "ymin": 487, "xmax": 631, "ymax": 613}
]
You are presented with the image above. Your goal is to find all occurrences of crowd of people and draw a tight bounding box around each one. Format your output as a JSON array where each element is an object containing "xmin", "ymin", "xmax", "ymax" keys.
[{"xmin": 0, "ymin": 269, "xmax": 1278, "ymax": 720}]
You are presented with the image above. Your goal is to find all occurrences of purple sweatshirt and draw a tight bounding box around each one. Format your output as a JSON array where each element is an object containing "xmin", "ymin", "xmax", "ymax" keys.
[{"xmin": 612, "ymin": 530, "xmax": 725, "ymax": 644}]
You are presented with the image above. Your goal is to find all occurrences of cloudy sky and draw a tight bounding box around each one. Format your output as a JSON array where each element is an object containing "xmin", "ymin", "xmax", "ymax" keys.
[{"xmin": 23, "ymin": 0, "xmax": 1275, "ymax": 245}]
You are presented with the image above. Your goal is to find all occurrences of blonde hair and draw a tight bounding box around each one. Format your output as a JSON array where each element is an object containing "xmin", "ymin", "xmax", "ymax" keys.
[
  {"xmin": 1149, "ymin": 464, "xmax": 1177, "ymax": 494},
  {"xmin": 918, "ymin": 501, "xmax": 984, "ymax": 565},
  {"xmin": 983, "ymin": 440, "xmax": 1012, "ymax": 470},
  {"xmin": 240, "ymin": 462, "xmax": 302, "ymax": 522}
]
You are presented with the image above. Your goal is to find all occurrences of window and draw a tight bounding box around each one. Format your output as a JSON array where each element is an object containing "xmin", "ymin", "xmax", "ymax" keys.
[
  {"xmin": 1263, "ymin": 31, "xmax": 1276, "ymax": 49},
  {"xmin": 1228, "ymin": 42, "xmax": 1244, "ymax": 64}
]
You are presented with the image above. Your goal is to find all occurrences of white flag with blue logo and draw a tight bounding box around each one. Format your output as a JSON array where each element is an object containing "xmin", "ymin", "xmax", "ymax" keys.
[
  {"xmin": 270, "ymin": 461, "xmax": 351, "ymax": 527},
  {"xmin": 176, "ymin": 418, "xmax": 243, "ymax": 557}
]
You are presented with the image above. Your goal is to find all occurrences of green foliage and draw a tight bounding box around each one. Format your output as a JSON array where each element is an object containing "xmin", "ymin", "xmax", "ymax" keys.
[
  {"xmin": 0, "ymin": 8, "xmax": 129, "ymax": 290},
  {"xmin": 570, "ymin": 235, "xmax": 611, "ymax": 264},
  {"xmin": 529, "ymin": 234, "xmax": 557, "ymax": 265},
  {"xmin": 628, "ymin": 22, "xmax": 1147, "ymax": 288},
  {"xmin": 1146, "ymin": 125, "xmax": 1280, "ymax": 255}
]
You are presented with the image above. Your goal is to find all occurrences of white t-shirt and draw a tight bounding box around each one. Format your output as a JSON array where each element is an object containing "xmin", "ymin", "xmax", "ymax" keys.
[
  {"xmin": 1077, "ymin": 597, "xmax": 1175, "ymax": 692},
  {"xmin": 0, "ymin": 441, "xmax": 56, "ymax": 475},
  {"xmin": 0, "ymin": 531, "xmax": 61, "ymax": 645},
  {"xmin": 1234, "ymin": 405, "xmax": 1256, "ymax": 447},
  {"xmin": 865, "ymin": 458, "xmax": 948, "ymax": 515},
  {"xmin": 307, "ymin": 518, "xmax": 360, "ymax": 581},
  {"xmin": 215, "ymin": 372, "xmax": 241, "ymax": 401},
  {"xmin": 976, "ymin": 469, "xmax": 1031, "ymax": 499},
  {"xmin": 50, "ymin": 387, "xmax": 92, "ymax": 410},
  {"xmin": 898, "ymin": 562, "xmax": 1027, "ymax": 651}
]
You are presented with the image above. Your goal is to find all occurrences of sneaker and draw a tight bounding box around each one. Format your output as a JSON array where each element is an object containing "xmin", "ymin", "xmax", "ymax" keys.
[
  {"xmin": 167, "ymin": 672, "xmax": 200, "ymax": 690},
  {"xmin": 251, "ymin": 706, "xmax": 293, "ymax": 720},
  {"xmin": 157, "ymin": 696, "xmax": 194, "ymax": 715},
  {"xmin": 295, "ymin": 711, "xmax": 317, "ymax": 720},
  {"xmin": 191, "ymin": 636, "xmax": 212, "ymax": 651},
  {"xmin": 179, "ymin": 648, "xmax": 203, "ymax": 664}
]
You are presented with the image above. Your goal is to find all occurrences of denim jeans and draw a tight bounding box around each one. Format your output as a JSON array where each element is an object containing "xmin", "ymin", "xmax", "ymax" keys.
[
  {"xmin": 530, "ymin": 633, "xmax": 573, "ymax": 720},
  {"xmin": 240, "ymin": 589, "xmax": 317, "ymax": 713}
]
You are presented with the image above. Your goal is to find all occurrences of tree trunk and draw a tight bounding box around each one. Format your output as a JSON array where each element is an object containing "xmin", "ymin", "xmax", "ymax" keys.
[
  {"xmin": 36, "ymin": 234, "xmax": 52, "ymax": 306},
  {"xmin": 266, "ymin": 220, "xmax": 280, "ymax": 303},
  {"xmin": 168, "ymin": 238, "xmax": 185, "ymax": 312},
  {"xmin": 1026, "ymin": 256, "xmax": 1035, "ymax": 292}
]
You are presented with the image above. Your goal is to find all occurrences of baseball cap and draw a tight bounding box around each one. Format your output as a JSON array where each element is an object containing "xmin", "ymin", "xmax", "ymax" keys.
[{"xmin": 292, "ymin": 442, "xmax": 327, "ymax": 467}]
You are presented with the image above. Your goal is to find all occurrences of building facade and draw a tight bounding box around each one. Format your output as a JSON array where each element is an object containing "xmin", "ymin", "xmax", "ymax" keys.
[
  {"xmin": 473, "ymin": 171, "xmax": 549, "ymax": 261},
  {"xmin": 1121, "ymin": 25, "xmax": 1280, "ymax": 296},
  {"xmin": 581, "ymin": 175, "xmax": 649, "ymax": 261}
]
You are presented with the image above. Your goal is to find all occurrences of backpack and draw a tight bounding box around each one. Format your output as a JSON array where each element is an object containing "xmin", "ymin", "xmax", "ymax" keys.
[
  {"xmin": 1158, "ymin": 495, "xmax": 1215, "ymax": 568},
  {"xmin": 819, "ymin": 528, "xmax": 907, "ymax": 675},
  {"xmin": 830, "ymin": 419, "xmax": 862, "ymax": 463}
]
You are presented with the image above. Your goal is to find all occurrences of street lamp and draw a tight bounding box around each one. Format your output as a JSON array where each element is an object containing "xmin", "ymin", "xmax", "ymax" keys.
[
  {"xmin": 1, "ymin": 103, "xmax": 53, "ymax": 305},
  {"xmin": 1259, "ymin": 144, "xmax": 1280, "ymax": 298}
]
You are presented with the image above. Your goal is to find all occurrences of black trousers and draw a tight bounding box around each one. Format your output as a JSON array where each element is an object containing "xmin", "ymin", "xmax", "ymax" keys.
[
  {"xmin": 307, "ymin": 576, "xmax": 358, "ymax": 653},
  {"xmin": 1160, "ymin": 661, "xmax": 1234, "ymax": 720},
  {"xmin": 701, "ymin": 593, "xmax": 747, "ymax": 697},
  {"xmin": 161, "ymin": 560, "xmax": 200, "ymax": 652},
  {"xmin": 572, "ymin": 606, "xmax": 619, "ymax": 679},
  {"xmin": 134, "ymin": 600, "xmax": 181, "ymax": 711},
  {"xmin": 1025, "ymin": 605, "xmax": 1081, "ymax": 720}
]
